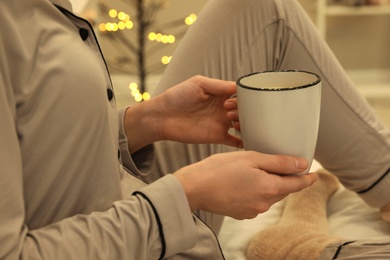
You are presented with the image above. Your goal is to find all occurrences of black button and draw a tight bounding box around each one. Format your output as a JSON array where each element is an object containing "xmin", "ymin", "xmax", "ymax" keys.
[
  {"xmin": 79, "ymin": 28, "xmax": 89, "ymax": 41},
  {"xmin": 107, "ymin": 88, "xmax": 114, "ymax": 101}
]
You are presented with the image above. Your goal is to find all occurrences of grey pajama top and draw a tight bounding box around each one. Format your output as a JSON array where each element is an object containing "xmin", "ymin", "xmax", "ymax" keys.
[{"xmin": 0, "ymin": 0, "xmax": 223, "ymax": 259}]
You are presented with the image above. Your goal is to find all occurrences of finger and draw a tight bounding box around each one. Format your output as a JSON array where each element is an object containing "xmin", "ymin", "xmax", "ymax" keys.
[
  {"xmin": 197, "ymin": 76, "xmax": 236, "ymax": 96},
  {"xmin": 224, "ymin": 98, "xmax": 237, "ymax": 110},
  {"xmin": 272, "ymin": 173, "xmax": 319, "ymax": 195},
  {"xmin": 249, "ymin": 152, "xmax": 309, "ymax": 174},
  {"xmin": 226, "ymin": 111, "xmax": 238, "ymax": 121},
  {"xmin": 226, "ymin": 112, "xmax": 240, "ymax": 131}
]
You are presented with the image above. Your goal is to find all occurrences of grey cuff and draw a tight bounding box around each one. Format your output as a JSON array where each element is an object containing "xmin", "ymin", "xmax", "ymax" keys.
[
  {"xmin": 118, "ymin": 107, "xmax": 155, "ymax": 177},
  {"xmin": 136, "ymin": 174, "xmax": 198, "ymax": 258}
]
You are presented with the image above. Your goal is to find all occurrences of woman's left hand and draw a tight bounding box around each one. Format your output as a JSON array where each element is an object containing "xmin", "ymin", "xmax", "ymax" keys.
[
  {"xmin": 157, "ymin": 75, "xmax": 242, "ymax": 147},
  {"xmin": 124, "ymin": 75, "xmax": 242, "ymax": 153}
]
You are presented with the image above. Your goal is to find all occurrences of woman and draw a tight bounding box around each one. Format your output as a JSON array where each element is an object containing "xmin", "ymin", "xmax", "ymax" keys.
[
  {"xmin": 1, "ymin": 0, "xmax": 389, "ymax": 259},
  {"xmin": 0, "ymin": 0, "xmax": 316, "ymax": 259}
]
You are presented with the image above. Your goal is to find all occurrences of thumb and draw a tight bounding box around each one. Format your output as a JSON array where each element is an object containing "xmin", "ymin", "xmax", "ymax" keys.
[
  {"xmin": 250, "ymin": 152, "xmax": 309, "ymax": 175},
  {"xmin": 199, "ymin": 77, "xmax": 236, "ymax": 96}
]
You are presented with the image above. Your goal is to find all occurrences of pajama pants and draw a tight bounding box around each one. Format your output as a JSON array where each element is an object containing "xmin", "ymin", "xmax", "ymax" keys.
[
  {"xmin": 151, "ymin": 0, "xmax": 390, "ymax": 258},
  {"xmin": 319, "ymin": 240, "xmax": 390, "ymax": 259}
]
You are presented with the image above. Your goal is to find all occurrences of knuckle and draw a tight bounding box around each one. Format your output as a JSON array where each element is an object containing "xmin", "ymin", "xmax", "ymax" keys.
[
  {"xmin": 191, "ymin": 75, "xmax": 204, "ymax": 83},
  {"xmin": 262, "ymin": 186, "xmax": 279, "ymax": 199},
  {"xmin": 236, "ymin": 211, "xmax": 258, "ymax": 220},
  {"xmin": 254, "ymin": 202, "xmax": 271, "ymax": 214},
  {"xmin": 277, "ymin": 157, "xmax": 291, "ymax": 172}
]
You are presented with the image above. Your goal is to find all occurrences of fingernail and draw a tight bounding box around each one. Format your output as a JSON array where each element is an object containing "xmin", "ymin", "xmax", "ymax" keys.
[{"xmin": 296, "ymin": 158, "xmax": 309, "ymax": 169}]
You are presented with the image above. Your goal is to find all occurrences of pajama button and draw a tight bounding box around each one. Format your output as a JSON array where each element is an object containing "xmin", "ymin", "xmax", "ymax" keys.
[
  {"xmin": 79, "ymin": 28, "xmax": 89, "ymax": 41},
  {"xmin": 107, "ymin": 88, "xmax": 114, "ymax": 101}
]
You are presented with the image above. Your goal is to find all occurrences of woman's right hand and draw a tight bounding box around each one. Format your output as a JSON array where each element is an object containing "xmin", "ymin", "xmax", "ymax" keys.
[{"xmin": 174, "ymin": 151, "xmax": 318, "ymax": 220}]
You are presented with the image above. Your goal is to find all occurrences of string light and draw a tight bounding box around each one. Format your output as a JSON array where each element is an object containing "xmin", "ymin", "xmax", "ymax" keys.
[
  {"xmin": 99, "ymin": 23, "xmax": 107, "ymax": 32},
  {"xmin": 161, "ymin": 55, "xmax": 172, "ymax": 65},
  {"xmin": 118, "ymin": 21, "xmax": 125, "ymax": 30},
  {"xmin": 148, "ymin": 32, "xmax": 175, "ymax": 44},
  {"xmin": 142, "ymin": 92, "xmax": 151, "ymax": 101},
  {"xmin": 108, "ymin": 9, "xmax": 117, "ymax": 18},
  {"xmin": 134, "ymin": 93, "xmax": 143, "ymax": 102},
  {"xmin": 128, "ymin": 82, "xmax": 151, "ymax": 102},
  {"xmin": 184, "ymin": 13, "xmax": 197, "ymax": 25},
  {"xmin": 125, "ymin": 21, "xmax": 133, "ymax": 29},
  {"xmin": 129, "ymin": 82, "xmax": 138, "ymax": 90},
  {"xmin": 99, "ymin": 9, "xmax": 133, "ymax": 32},
  {"xmin": 100, "ymin": 6, "xmax": 198, "ymax": 102}
]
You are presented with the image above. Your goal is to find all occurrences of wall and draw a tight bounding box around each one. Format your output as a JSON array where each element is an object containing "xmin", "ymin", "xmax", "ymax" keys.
[{"xmin": 298, "ymin": 0, "xmax": 390, "ymax": 73}]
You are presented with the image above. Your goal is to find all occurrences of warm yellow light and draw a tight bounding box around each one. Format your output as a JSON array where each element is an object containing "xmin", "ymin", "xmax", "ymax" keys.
[
  {"xmin": 184, "ymin": 17, "xmax": 192, "ymax": 25},
  {"xmin": 129, "ymin": 82, "xmax": 138, "ymax": 90},
  {"xmin": 122, "ymin": 14, "xmax": 130, "ymax": 21},
  {"xmin": 161, "ymin": 56, "xmax": 172, "ymax": 65},
  {"xmin": 118, "ymin": 21, "xmax": 126, "ymax": 30},
  {"xmin": 161, "ymin": 35, "xmax": 169, "ymax": 44},
  {"xmin": 127, "ymin": 21, "xmax": 133, "ymax": 29},
  {"xmin": 151, "ymin": 33, "xmax": 175, "ymax": 44},
  {"xmin": 168, "ymin": 35, "xmax": 175, "ymax": 43},
  {"xmin": 108, "ymin": 9, "xmax": 117, "ymax": 18},
  {"xmin": 99, "ymin": 23, "xmax": 107, "ymax": 32},
  {"xmin": 148, "ymin": 32, "xmax": 157, "ymax": 41},
  {"xmin": 118, "ymin": 12, "xmax": 126, "ymax": 21},
  {"xmin": 185, "ymin": 13, "xmax": 197, "ymax": 25},
  {"xmin": 131, "ymin": 89, "xmax": 140, "ymax": 97},
  {"xmin": 105, "ymin": 23, "xmax": 113, "ymax": 31},
  {"xmin": 142, "ymin": 92, "xmax": 151, "ymax": 101},
  {"xmin": 155, "ymin": 33, "xmax": 162, "ymax": 42},
  {"xmin": 135, "ymin": 93, "xmax": 143, "ymax": 102}
]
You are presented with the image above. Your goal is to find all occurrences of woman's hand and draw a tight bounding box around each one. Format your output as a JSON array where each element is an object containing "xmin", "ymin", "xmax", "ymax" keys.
[
  {"xmin": 124, "ymin": 76, "xmax": 242, "ymax": 153},
  {"xmin": 174, "ymin": 151, "xmax": 318, "ymax": 220},
  {"xmin": 224, "ymin": 94, "xmax": 240, "ymax": 132},
  {"xmin": 156, "ymin": 75, "xmax": 242, "ymax": 147}
]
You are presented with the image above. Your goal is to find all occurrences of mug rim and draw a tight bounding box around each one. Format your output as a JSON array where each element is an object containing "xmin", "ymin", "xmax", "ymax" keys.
[{"xmin": 236, "ymin": 70, "xmax": 321, "ymax": 91}]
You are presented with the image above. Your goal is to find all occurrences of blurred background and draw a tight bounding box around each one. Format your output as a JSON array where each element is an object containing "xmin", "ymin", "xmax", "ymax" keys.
[
  {"xmin": 72, "ymin": 0, "xmax": 390, "ymax": 127},
  {"xmin": 299, "ymin": 0, "xmax": 390, "ymax": 127}
]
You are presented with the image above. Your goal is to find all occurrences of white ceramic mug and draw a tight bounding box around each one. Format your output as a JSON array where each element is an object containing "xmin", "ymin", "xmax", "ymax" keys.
[{"xmin": 236, "ymin": 70, "xmax": 321, "ymax": 174}]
